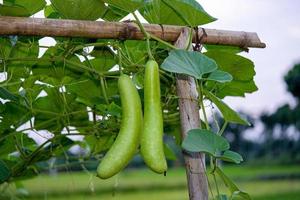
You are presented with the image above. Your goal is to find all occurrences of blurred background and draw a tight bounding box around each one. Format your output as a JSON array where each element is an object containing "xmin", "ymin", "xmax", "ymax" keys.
[{"xmin": 1, "ymin": 0, "xmax": 300, "ymax": 200}]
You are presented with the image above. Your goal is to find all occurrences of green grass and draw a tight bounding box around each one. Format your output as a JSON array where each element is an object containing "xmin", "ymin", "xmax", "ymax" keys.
[{"xmin": 2, "ymin": 165, "xmax": 300, "ymax": 200}]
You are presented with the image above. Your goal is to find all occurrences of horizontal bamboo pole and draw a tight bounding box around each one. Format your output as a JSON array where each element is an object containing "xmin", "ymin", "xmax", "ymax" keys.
[{"xmin": 0, "ymin": 16, "xmax": 266, "ymax": 48}]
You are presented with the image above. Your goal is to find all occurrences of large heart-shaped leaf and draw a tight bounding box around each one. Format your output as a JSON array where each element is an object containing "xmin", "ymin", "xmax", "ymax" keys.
[
  {"xmin": 0, "ymin": 0, "xmax": 46, "ymax": 16},
  {"xmin": 161, "ymin": 50, "xmax": 218, "ymax": 80},
  {"xmin": 204, "ymin": 89, "xmax": 250, "ymax": 125},
  {"xmin": 205, "ymin": 51, "xmax": 258, "ymax": 98},
  {"xmin": 182, "ymin": 129, "xmax": 229, "ymax": 156},
  {"xmin": 140, "ymin": 0, "xmax": 216, "ymax": 26},
  {"xmin": 50, "ymin": 0, "xmax": 106, "ymax": 20},
  {"xmin": 103, "ymin": 0, "xmax": 143, "ymax": 13}
]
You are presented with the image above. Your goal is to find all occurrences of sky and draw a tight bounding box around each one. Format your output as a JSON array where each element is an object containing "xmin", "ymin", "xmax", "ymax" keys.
[{"xmin": 198, "ymin": 0, "xmax": 300, "ymax": 117}]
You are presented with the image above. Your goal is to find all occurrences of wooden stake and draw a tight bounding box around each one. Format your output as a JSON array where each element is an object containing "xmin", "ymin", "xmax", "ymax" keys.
[
  {"xmin": 175, "ymin": 28, "xmax": 208, "ymax": 200},
  {"xmin": 0, "ymin": 16, "xmax": 266, "ymax": 49}
]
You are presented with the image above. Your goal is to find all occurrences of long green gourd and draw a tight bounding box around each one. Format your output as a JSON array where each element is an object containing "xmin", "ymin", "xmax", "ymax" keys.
[
  {"xmin": 97, "ymin": 74, "xmax": 143, "ymax": 179},
  {"xmin": 141, "ymin": 60, "xmax": 167, "ymax": 174}
]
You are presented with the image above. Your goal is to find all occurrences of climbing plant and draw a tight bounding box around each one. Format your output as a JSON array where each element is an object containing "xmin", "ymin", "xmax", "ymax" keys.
[{"xmin": 0, "ymin": 0, "xmax": 259, "ymax": 199}]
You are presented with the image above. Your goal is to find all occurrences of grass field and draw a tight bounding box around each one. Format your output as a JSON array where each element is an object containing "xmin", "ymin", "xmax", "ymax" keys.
[{"xmin": 2, "ymin": 165, "xmax": 300, "ymax": 200}]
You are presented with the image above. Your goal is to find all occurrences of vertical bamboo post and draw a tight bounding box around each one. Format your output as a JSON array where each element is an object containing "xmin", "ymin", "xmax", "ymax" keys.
[{"xmin": 175, "ymin": 28, "xmax": 209, "ymax": 200}]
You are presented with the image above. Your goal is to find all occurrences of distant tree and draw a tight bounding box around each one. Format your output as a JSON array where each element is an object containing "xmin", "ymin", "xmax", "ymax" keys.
[
  {"xmin": 261, "ymin": 63, "xmax": 300, "ymax": 134},
  {"xmin": 285, "ymin": 63, "xmax": 300, "ymax": 100},
  {"xmin": 260, "ymin": 62, "xmax": 300, "ymax": 164}
]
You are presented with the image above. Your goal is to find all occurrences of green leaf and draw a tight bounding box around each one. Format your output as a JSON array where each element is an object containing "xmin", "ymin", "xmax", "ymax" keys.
[
  {"xmin": 101, "ymin": 5, "xmax": 129, "ymax": 21},
  {"xmin": 96, "ymin": 102, "xmax": 122, "ymax": 117},
  {"xmin": 219, "ymin": 150, "xmax": 243, "ymax": 164},
  {"xmin": 33, "ymin": 88, "xmax": 89, "ymax": 133},
  {"xmin": 84, "ymin": 57, "xmax": 116, "ymax": 74},
  {"xmin": 205, "ymin": 51, "xmax": 255, "ymax": 81},
  {"xmin": 15, "ymin": 182, "xmax": 29, "ymax": 197},
  {"xmin": 161, "ymin": 50, "xmax": 218, "ymax": 80},
  {"xmin": 204, "ymin": 45, "xmax": 243, "ymax": 54},
  {"xmin": 133, "ymin": 71, "xmax": 144, "ymax": 88},
  {"xmin": 0, "ymin": 38, "xmax": 12, "ymax": 59},
  {"xmin": 0, "ymin": 87, "xmax": 19, "ymax": 102},
  {"xmin": 0, "ymin": 160, "xmax": 11, "ymax": 184},
  {"xmin": 206, "ymin": 70, "xmax": 233, "ymax": 83},
  {"xmin": 140, "ymin": 0, "xmax": 216, "ymax": 26},
  {"xmin": 204, "ymin": 51, "xmax": 258, "ymax": 98},
  {"xmin": 215, "ymin": 195, "xmax": 229, "ymax": 200},
  {"xmin": 182, "ymin": 129, "xmax": 229, "ymax": 156},
  {"xmin": 0, "ymin": 0, "xmax": 46, "ymax": 17},
  {"xmin": 32, "ymin": 47, "xmax": 84, "ymax": 84},
  {"xmin": 50, "ymin": 0, "xmax": 106, "ymax": 20},
  {"xmin": 85, "ymin": 134, "xmax": 115, "ymax": 154},
  {"xmin": 204, "ymin": 89, "xmax": 250, "ymax": 125},
  {"xmin": 103, "ymin": 0, "xmax": 143, "ymax": 13},
  {"xmin": 7, "ymin": 40, "xmax": 39, "ymax": 82},
  {"xmin": 0, "ymin": 102, "xmax": 30, "ymax": 130},
  {"xmin": 216, "ymin": 167, "xmax": 251, "ymax": 200},
  {"xmin": 67, "ymin": 79, "xmax": 102, "ymax": 106},
  {"xmin": 164, "ymin": 143, "xmax": 177, "ymax": 161},
  {"xmin": 44, "ymin": 5, "xmax": 60, "ymax": 19},
  {"xmin": 215, "ymin": 80, "xmax": 258, "ymax": 98},
  {"xmin": 121, "ymin": 40, "xmax": 149, "ymax": 68}
]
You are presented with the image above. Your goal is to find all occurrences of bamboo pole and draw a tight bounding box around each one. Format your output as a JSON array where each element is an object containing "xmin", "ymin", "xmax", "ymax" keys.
[
  {"xmin": 0, "ymin": 16, "xmax": 266, "ymax": 49},
  {"xmin": 175, "ymin": 28, "xmax": 208, "ymax": 200}
]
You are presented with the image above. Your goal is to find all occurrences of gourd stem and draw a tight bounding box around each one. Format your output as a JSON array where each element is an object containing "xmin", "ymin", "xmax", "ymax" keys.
[{"xmin": 132, "ymin": 12, "xmax": 154, "ymax": 60}]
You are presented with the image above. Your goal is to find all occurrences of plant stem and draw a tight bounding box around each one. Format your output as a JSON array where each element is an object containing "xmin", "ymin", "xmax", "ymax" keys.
[
  {"xmin": 149, "ymin": 34, "xmax": 177, "ymax": 49},
  {"xmin": 186, "ymin": 27, "xmax": 193, "ymax": 50},
  {"xmin": 199, "ymin": 82, "xmax": 210, "ymax": 130},
  {"xmin": 213, "ymin": 173, "xmax": 221, "ymax": 199},
  {"xmin": 118, "ymin": 48, "xmax": 123, "ymax": 75},
  {"xmin": 100, "ymin": 76, "xmax": 109, "ymax": 104},
  {"xmin": 218, "ymin": 121, "xmax": 228, "ymax": 135},
  {"xmin": 132, "ymin": 12, "xmax": 154, "ymax": 60}
]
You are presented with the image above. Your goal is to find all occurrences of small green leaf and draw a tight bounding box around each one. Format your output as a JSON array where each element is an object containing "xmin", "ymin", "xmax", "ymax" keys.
[
  {"xmin": 182, "ymin": 129, "xmax": 229, "ymax": 156},
  {"xmin": 161, "ymin": 50, "xmax": 218, "ymax": 80},
  {"xmin": 219, "ymin": 150, "xmax": 243, "ymax": 164},
  {"xmin": 206, "ymin": 70, "xmax": 233, "ymax": 83},
  {"xmin": 0, "ymin": 160, "xmax": 11, "ymax": 184},
  {"xmin": 216, "ymin": 167, "xmax": 251, "ymax": 200},
  {"xmin": 204, "ymin": 89, "xmax": 250, "ymax": 125},
  {"xmin": 164, "ymin": 143, "xmax": 177, "ymax": 161}
]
